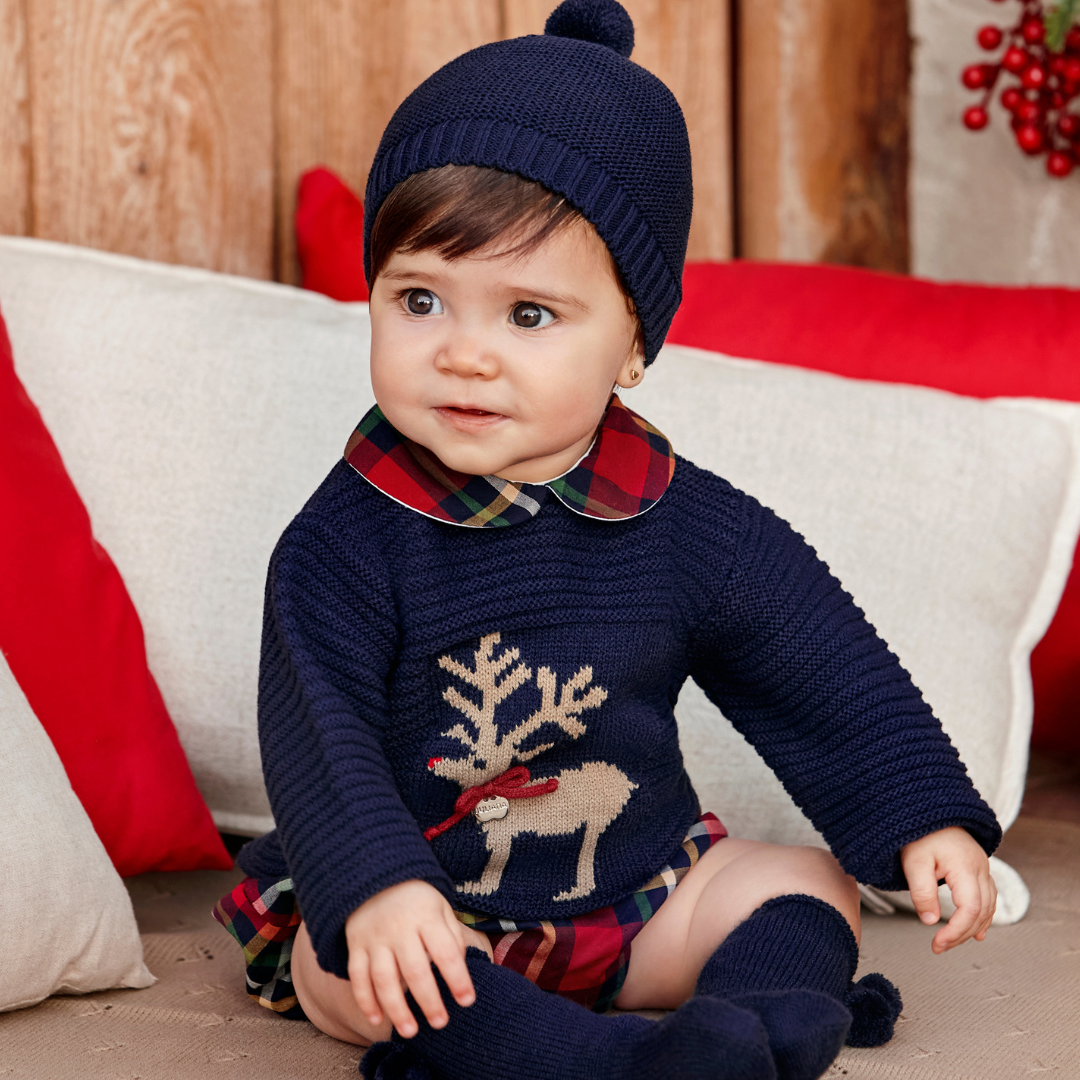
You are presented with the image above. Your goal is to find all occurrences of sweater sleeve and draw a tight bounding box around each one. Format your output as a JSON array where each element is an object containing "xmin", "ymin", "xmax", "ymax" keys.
[
  {"xmin": 255, "ymin": 510, "xmax": 455, "ymax": 978},
  {"xmin": 687, "ymin": 496, "xmax": 1002, "ymax": 891}
]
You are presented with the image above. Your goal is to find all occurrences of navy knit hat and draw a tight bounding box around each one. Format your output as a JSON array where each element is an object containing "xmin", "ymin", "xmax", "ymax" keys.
[{"xmin": 362, "ymin": 0, "xmax": 693, "ymax": 364}]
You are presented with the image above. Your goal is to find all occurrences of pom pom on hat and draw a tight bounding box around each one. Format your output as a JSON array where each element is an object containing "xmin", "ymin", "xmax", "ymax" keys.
[{"xmin": 545, "ymin": 0, "xmax": 635, "ymax": 58}]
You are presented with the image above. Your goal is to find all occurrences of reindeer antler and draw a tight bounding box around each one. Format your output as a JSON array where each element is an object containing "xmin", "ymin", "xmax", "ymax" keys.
[
  {"xmin": 510, "ymin": 664, "xmax": 608, "ymax": 763},
  {"xmin": 437, "ymin": 633, "xmax": 532, "ymax": 765},
  {"xmin": 435, "ymin": 636, "xmax": 609, "ymax": 775}
]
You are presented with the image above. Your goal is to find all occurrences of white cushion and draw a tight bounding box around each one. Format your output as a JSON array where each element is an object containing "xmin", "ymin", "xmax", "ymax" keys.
[
  {"xmin": 1, "ymin": 648, "xmax": 154, "ymax": 1012},
  {"xmin": 0, "ymin": 238, "xmax": 375, "ymax": 834},
  {"xmin": 2, "ymin": 238, "xmax": 1078, "ymax": 923}
]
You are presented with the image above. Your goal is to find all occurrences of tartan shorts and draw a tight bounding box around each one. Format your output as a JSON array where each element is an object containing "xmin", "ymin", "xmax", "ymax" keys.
[{"xmin": 213, "ymin": 812, "xmax": 726, "ymax": 1020}]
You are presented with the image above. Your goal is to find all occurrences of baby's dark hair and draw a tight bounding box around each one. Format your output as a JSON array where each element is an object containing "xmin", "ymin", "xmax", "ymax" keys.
[{"xmin": 368, "ymin": 165, "xmax": 642, "ymax": 352}]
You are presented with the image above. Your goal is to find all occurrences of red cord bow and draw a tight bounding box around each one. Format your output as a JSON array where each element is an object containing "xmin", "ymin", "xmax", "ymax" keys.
[{"xmin": 423, "ymin": 765, "xmax": 559, "ymax": 841}]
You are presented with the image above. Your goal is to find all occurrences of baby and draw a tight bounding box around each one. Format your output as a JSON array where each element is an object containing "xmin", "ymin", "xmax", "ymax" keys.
[{"xmin": 216, "ymin": 4, "xmax": 1001, "ymax": 1079}]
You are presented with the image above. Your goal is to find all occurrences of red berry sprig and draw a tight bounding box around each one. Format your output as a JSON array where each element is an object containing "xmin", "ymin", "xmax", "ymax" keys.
[{"xmin": 962, "ymin": 0, "xmax": 1080, "ymax": 178}]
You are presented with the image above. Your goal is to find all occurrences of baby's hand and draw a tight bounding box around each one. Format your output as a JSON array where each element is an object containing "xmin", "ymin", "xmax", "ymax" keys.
[
  {"xmin": 344, "ymin": 879, "xmax": 475, "ymax": 1038},
  {"xmin": 900, "ymin": 826, "xmax": 997, "ymax": 954}
]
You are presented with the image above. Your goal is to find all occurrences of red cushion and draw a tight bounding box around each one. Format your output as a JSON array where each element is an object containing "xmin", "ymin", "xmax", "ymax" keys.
[
  {"xmin": 291, "ymin": 168, "xmax": 1080, "ymax": 756},
  {"xmin": 0, "ymin": 310, "xmax": 232, "ymax": 876},
  {"xmin": 296, "ymin": 167, "xmax": 369, "ymax": 302},
  {"xmin": 670, "ymin": 261, "xmax": 1080, "ymax": 399},
  {"xmin": 669, "ymin": 261, "xmax": 1080, "ymax": 755}
]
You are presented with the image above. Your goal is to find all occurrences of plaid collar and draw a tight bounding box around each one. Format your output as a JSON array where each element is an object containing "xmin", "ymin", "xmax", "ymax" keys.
[{"xmin": 344, "ymin": 396, "xmax": 675, "ymax": 528}]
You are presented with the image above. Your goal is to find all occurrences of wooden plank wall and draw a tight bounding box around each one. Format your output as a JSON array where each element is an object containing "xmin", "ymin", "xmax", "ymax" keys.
[
  {"xmin": 0, "ymin": 0, "xmax": 909, "ymax": 284},
  {"xmin": 275, "ymin": 0, "xmax": 502, "ymax": 284},
  {"xmin": 0, "ymin": 0, "xmax": 31, "ymax": 238},
  {"xmin": 737, "ymin": 0, "xmax": 910, "ymax": 272},
  {"xmin": 13, "ymin": 0, "xmax": 274, "ymax": 277}
]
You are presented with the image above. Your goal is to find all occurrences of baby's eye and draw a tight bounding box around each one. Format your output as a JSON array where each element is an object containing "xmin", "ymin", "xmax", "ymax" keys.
[
  {"xmin": 404, "ymin": 289, "xmax": 443, "ymax": 316},
  {"xmin": 510, "ymin": 302, "xmax": 555, "ymax": 329}
]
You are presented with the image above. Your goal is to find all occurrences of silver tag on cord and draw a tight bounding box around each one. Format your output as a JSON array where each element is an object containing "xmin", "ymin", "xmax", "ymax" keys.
[{"xmin": 475, "ymin": 796, "xmax": 509, "ymax": 822}]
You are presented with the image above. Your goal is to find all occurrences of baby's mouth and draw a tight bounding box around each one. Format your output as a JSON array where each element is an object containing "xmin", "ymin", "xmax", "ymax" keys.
[
  {"xmin": 438, "ymin": 405, "xmax": 506, "ymax": 416},
  {"xmin": 435, "ymin": 405, "xmax": 508, "ymax": 429}
]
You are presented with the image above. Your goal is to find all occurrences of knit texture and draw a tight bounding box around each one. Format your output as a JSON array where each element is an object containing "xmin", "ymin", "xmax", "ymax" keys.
[
  {"xmin": 238, "ymin": 455, "xmax": 1001, "ymax": 980},
  {"xmin": 719, "ymin": 992, "xmax": 852, "ymax": 1080},
  {"xmin": 697, "ymin": 896, "xmax": 859, "ymax": 1000},
  {"xmin": 362, "ymin": 0, "xmax": 692, "ymax": 363},
  {"xmin": 360, "ymin": 946, "xmax": 778, "ymax": 1080},
  {"xmin": 696, "ymin": 895, "xmax": 903, "ymax": 1058}
]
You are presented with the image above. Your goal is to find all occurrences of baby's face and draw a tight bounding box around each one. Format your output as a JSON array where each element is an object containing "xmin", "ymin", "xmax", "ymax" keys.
[{"xmin": 368, "ymin": 219, "xmax": 643, "ymax": 482}]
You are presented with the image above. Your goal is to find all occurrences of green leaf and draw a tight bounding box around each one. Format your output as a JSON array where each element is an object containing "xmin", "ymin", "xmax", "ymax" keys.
[{"xmin": 1046, "ymin": 0, "xmax": 1080, "ymax": 52}]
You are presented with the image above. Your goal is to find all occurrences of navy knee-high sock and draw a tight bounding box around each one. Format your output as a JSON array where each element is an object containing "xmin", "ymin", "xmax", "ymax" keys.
[
  {"xmin": 696, "ymin": 894, "xmax": 903, "ymax": 1072},
  {"xmin": 361, "ymin": 947, "xmax": 777, "ymax": 1080}
]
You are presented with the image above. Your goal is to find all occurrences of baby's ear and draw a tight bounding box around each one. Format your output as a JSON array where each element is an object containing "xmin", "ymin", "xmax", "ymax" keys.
[
  {"xmin": 615, "ymin": 350, "xmax": 645, "ymax": 390},
  {"xmin": 628, "ymin": 328, "xmax": 646, "ymax": 375}
]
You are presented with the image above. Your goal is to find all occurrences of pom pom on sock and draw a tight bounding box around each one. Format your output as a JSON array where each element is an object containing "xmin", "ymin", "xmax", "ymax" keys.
[
  {"xmin": 360, "ymin": 1039, "xmax": 433, "ymax": 1080},
  {"xmin": 843, "ymin": 972, "xmax": 903, "ymax": 1048}
]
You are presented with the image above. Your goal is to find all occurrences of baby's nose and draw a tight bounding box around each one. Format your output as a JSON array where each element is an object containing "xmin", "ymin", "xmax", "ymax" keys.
[{"xmin": 438, "ymin": 332, "xmax": 500, "ymax": 378}]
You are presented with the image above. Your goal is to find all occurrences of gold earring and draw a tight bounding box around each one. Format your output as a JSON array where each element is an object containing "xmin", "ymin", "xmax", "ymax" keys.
[{"xmin": 630, "ymin": 369, "xmax": 640, "ymax": 380}]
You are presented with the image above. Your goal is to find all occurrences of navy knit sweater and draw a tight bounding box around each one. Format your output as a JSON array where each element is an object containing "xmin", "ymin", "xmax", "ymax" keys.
[{"xmin": 239, "ymin": 455, "xmax": 1001, "ymax": 979}]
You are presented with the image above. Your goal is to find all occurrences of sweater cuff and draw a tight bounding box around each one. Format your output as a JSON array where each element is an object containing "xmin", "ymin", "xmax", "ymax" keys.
[
  {"xmin": 235, "ymin": 829, "xmax": 289, "ymax": 880},
  {"xmin": 852, "ymin": 813, "xmax": 1003, "ymax": 892}
]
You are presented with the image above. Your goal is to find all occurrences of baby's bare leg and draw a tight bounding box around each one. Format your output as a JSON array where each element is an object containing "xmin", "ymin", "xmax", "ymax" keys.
[
  {"xmin": 291, "ymin": 920, "xmax": 494, "ymax": 1045},
  {"xmin": 616, "ymin": 838, "xmax": 860, "ymax": 1011}
]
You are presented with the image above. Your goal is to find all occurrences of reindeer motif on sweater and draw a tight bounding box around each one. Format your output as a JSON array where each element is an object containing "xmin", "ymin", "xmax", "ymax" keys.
[{"xmin": 428, "ymin": 632, "xmax": 637, "ymax": 903}]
